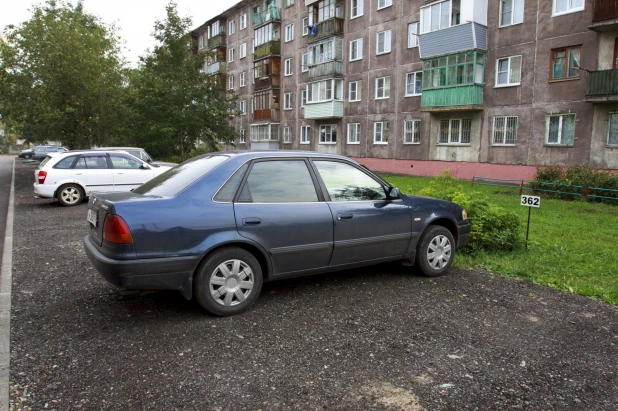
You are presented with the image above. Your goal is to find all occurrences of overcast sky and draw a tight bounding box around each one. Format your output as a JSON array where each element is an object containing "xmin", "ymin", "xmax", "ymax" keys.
[{"xmin": 0, "ymin": 0, "xmax": 239, "ymax": 66}]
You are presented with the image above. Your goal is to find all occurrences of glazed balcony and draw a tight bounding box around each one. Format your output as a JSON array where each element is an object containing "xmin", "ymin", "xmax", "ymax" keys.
[
  {"xmin": 254, "ymin": 41, "xmax": 280, "ymax": 59},
  {"xmin": 308, "ymin": 18, "xmax": 344, "ymax": 44},
  {"xmin": 420, "ymin": 84, "xmax": 484, "ymax": 111},
  {"xmin": 304, "ymin": 101, "xmax": 343, "ymax": 119},
  {"xmin": 308, "ymin": 60, "xmax": 344, "ymax": 79},
  {"xmin": 418, "ymin": 22, "xmax": 487, "ymax": 59},
  {"xmin": 254, "ymin": 74, "xmax": 281, "ymax": 91},
  {"xmin": 208, "ymin": 30, "xmax": 226, "ymax": 49},
  {"xmin": 586, "ymin": 69, "xmax": 618, "ymax": 102},
  {"xmin": 253, "ymin": 109, "xmax": 281, "ymax": 122},
  {"xmin": 207, "ymin": 62, "xmax": 227, "ymax": 75},
  {"xmin": 252, "ymin": 7, "xmax": 281, "ymax": 27}
]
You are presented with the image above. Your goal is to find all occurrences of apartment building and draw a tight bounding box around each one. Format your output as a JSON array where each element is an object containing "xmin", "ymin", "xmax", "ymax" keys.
[{"xmin": 192, "ymin": 0, "xmax": 618, "ymax": 179}]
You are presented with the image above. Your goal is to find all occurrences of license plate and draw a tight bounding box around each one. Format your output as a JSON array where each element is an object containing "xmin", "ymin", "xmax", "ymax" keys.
[{"xmin": 87, "ymin": 209, "xmax": 98, "ymax": 227}]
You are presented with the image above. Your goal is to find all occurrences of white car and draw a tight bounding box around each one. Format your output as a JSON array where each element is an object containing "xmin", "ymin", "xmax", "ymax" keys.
[{"xmin": 33, "ymin": 150, "xmax": 174, "ymax": 206}]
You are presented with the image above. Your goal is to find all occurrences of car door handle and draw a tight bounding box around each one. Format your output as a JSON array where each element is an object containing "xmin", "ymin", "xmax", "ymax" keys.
[
  {"xmin": 243, "ymin": 218, "xmax": 261, "ymax": 226},
  {"xmin": 337, "ymin": 214, "xmax": 353, "ymax": 220},
  {"xmin": 116, "ymin": 172, "xmax": 123, "ymax": 175}
]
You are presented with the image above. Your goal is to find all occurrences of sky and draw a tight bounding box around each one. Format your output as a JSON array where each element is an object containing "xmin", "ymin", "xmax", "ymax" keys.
[{"xmin": 0, "ymin": 0, "xmax": 240, "ymax": 66}]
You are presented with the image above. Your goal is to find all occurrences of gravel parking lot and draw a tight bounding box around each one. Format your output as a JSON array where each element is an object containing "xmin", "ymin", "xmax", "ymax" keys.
[{"xmin": 8, "ymin": 160, "xmax": 618, "ymax": 410}]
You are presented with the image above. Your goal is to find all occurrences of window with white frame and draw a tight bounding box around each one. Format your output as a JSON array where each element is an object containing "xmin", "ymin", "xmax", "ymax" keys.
[
  {"xmin": 553, "ymin": 0, "xmax": 584, "ymax": 16},
  {"xmin": 350, "ymin": 38, "xmax": 363, "ymax": 61},
  {"xmin": 229, "ymin": 47, "xmax": 235, "ymax": 62},
  {"xmin": 349, "ymin": 80, "xmax": 361, "ymax": 102},
  {"xmin": 378, "ymin": 0, "xmax": 392, "ymax": 10},
  {"xmin": 283, "ymin": 126, "xmax": 292, "ymax": 143},
  {"xmin": 300, "ymin": 89, "xmax": 307, "ymax": 107},
  {"xmin": 240, "ymin": 129, "xmax": 246, "ymax": 143},
  {"xmin": 492, "ymin": 116, "xmax": 518, "ymax": 145},
  {"xmin": 376, "ymin": 30, "xmax": 392, "ymax": 54},
  {"xmin": 347, "ymin": 123, "xmax": 361, "ymax": 144},
  {"xmin": 306, "ymin": 79, "xmax": 344, "ymax": 103},
  {"xmin": 285, "ymin": 24, "xmax": 294, "ymax": 42},
  {"xmin": 229, "ymin": 20, "xmax": 236, "ymax": 35},
  {"xmin": 240, "ymin": 72, "xmax": 246, "ymax": 87},
  {"xmin": 439, "ymin": 119, "xmax": 472, "ymax": 144},
  {"xmin": 546, "ymin": 114, "xmax": 575, "ymax": 145},
  {"xmin": 500, "ymin": 0, "xmax": 524, "ymax": 26},
  {"xmin": 405, "ymin": 72, "xmax": 422, "ymax": 96},
  {"xmin": 285, "ymin": 0, "xmax": 295, "ymax": 7},
  {"xmin": 240, "ymin": 100, "xmax": 246, "ymax": 115},
  {"xmin": 302, "ymin": 17, "xmax": 309, "ymax": 35},
  {"xmin": 284, "ymin": 58, "xmax": 293, "ymax": 76},
  {"xmin": 240, "ymin": 13, "xmax": 247, "ymax": 30},
  {"xmin": 351, "ymin": 0, "xmax": 364, "ymax": 18},
  {"xmin": 375, "ymin": 76, "xmax": 390, "ymax": 99},
  {"xmin": 301, "ymin": 125, "xmax": 311, "ymax": 144},
  {"xmin": 240, "ymin": 43, "xmax": 247, "ymax": 58},
  {"xmin": 408, "ymin": 23, "xmax": 419, "ymax": 48},
  {"xmin": 284, "ymin": 92, "xmax": 293, "ymax": 110},
  {"xmin": 421, "ymin": 0, "xmax": 456, "ymax": 34},
  {"xmin": 403, "ymin": 120, "xmax": 421, "ymax": 144},
  {"xmin": 199, "ymin": 36, "xmax": 204, "ymax": 49},
  {"xmin": 608, "ymin": 113, "xmax": 618, "ymax": 146},
  {"xmin": 374, "ymin": 121, "xmax": 389, "ymax": 144},
  {"xmin": 496, "ymin": 55, "xmax": 522, "ymax": 87},
  {"xmin": 320, "ymin": 125, "xmax": 337, "ymax": 144},
  {"xmin": 307, "ymin": 37, "xmax": 342, "ymax": 65},
  {"xmin": 228, "ymin": 75, "xmax": 235, "ymax": 90},
  {"xmin": 302, "ymin": 53, "xmax": 309, "ymax": 72}
]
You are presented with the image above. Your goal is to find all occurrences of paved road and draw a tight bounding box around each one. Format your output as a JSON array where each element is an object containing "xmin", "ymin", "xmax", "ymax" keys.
[{"xmin": 8, "ymin": 160, "xmax": 618, "ymax": 410}]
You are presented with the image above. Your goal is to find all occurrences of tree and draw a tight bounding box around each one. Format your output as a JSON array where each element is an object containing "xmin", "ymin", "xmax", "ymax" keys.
[
  {"xmin": 0, "ymin": 0, "xmax": 126, "ymax": 149},
  {"xmin": 127, "ymin": 2, "xmax": 238, "ymax": 161}
]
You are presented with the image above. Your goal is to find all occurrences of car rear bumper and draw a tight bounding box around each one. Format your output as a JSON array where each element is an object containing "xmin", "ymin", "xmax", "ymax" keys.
[
  {"xmin": 83, "ymin": 235, "xmax": 200, "ymax": 299},
  {"xmin": 33, "ymin": 183, "xmax": 56, "ymax": 199},
  {"xmin": 457, "ymin": 221, "xmax": 471, "ymax": 248}
]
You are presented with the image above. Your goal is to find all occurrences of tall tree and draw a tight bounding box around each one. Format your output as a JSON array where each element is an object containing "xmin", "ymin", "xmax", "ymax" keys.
[
  {"xmin": 127, "ymin": 2, "xmax": 238, "ymax": 161},
  {"xmin": 0, "ymin": 0, "xmax": 126, "ymax": 148}
]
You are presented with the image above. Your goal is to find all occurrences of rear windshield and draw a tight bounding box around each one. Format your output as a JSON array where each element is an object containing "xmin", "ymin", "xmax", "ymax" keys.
[
  {"xmin": 38, "ymin": 156, "xmax": 53, "ymax": 168},
  {"xmin": 132, "ymin": 155, "xmax": 229, "ymax": 197}
]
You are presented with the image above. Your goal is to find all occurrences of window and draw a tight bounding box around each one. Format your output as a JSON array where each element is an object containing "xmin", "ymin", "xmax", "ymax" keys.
[
  {"xmin": 253, "ymin": 23, "xmax": 281, "ymax": 48},
  {"xmin": 307, "ymin": 37, "xmax": 342, "ymax": 65},
  {"xmin": 423, "ymin": 51, "xmax": 486, "ymax": 90},
  {"xmin": 439, "ymin": 119, "xmax": 472, "ymax": 144},
  {"xmin": 308, "ymin": 0, "xmax": 342, "ymax": 23},
  {"xmin": 109, "ymin": 154, "xmax": 142, "ymax": 169},
  {"xmin": 500, "ymin": 0, "xmax": 524, "ymax": 26},
  {"xmin": 301, "ymin": 89, "xmax": 307, "ymax": 107},
  {"xmin": 319, "ymin": 125, "xmax": 337, "ymax": 144},
  {"xmin": 285, "ymin": 24, "xmax": 294, "ymax": 42},
  {"xmin": 551, "ymin": 46, "xmax": 580, "ymax": 80},
  {"xmin": 347, "ymin": 123, "xmax": 361, "ymax": 144},
  {"xmin": 403, "ymin": 120, "xmax": 421, "ymax": 144},
  {"xmin": 349, "ymin": 80, "xmax": 361, "ymax": 102},
  {"xmin": 351, "ymin": 0, "xmax": 364, "ymax": 18},
  {"xmin": 313, "ymin": 161, "xmax": 386, "ymax": 201},
  {"xmin": 240, "ymin": 72, "xmax": 246, "ymax": 87},
  {"xmin": 408, "ymin": 23, "xmax": 418, "ymax": 48},
  {"xmin": 301, "ymin": 125, "xmax": 311, "ymax": 144},
  {"xmin": 377, "ymin": 0, "xmax": 392, "ymax": 10},
  {"xmin": 240, "ymin": 43, "xmax": 247, "ymax": 58},
  {"xmin": 374, "ymin": 121, "xmax": 389, "ymax": 144},
  {"xmin": 492, "ymin": 116, "xmax": 518, "ymax": 145},
  {"xmin": 284, "ymin": 92, "xmax": 293, "ymax": 110},
  {"xmin": 608, "ymin": 113, "xmax": 618, "ymax": 146},
  {"xmin": 240, "ymin": 13, "xmax": 247, "ymax": 30},
  {"xmin": 302, "ymin": 17, "xmax": 309, "ymax": 36},
  {"xmin": 302, "ymin": 53, "xmax": 309, "ymax": 72},
  {"xmin": 229, "ymin": 20, "xmax": 236, "ymax": 35},
  {"xmin": 284, "ymin": 58, "xmax": 293, "ymax": 76},
  {"xmin": 228, "ymin": 75, "xmax": 235, "ymax": 90},
  {"xmin": 240, "ymin": 100, "xmax": 247, "ymax": 115},
  {"xmin": 405, "ymin": 72, "xmax": 422, "ymax": 96},
  {"xmin": 496, "ymin": 55, "xmax": 522, "ymax": 86},
  {"xmin": 74, "ymin": 155, "xmax": 109, "ymax": 169},
  {"xmin": 251, "ymin": 124, "xmax": 280, "ymax": 141},
  {"xmin": 285, "ymin": 0, "xmax": 295, "ymax": 7},
  {"xmin": 545, "ymin": 114, "xmax": 575, "ymax": 145},
  {"xmin": 375, "ymin": 76, "xmax": 390, "ymax": 99},
  {"xmin": 54, "ymin": 155, "xmax": 78, "ymax": 169},
  {"xmin": 240, "ymin": 129, "xmax": 246, "ymax": 143},
  {"xmin": 229, "ymin": 47, "xmax": 235, "ymax": 62},
  {"xmin": 421, "ymin": 0, "xmax": 453, "ymax": 34},
  {"xmin": 306, "ymin": 79, "xmax": 344, "ymax": 102},
  {"xmin": 376, "ymin": 30, "xmax": 392, "ymax": 54},
  {"xmin": 241, "ymin": 161, "xmax": 318, "ymax": 203},
  {"xmin": 283, "ymin": 126, "xmax": 292, "ymax": 143},
  {"xmin": 553, "ymin": 0, "xmax": 584, "ymax": 16},
  {"xmin": 350, "ymin": 38, "xmax": 363, "ymax": 61},
  {"xmin": 199, "ymin": 36, "xmax": 204, "ymax": 49}
]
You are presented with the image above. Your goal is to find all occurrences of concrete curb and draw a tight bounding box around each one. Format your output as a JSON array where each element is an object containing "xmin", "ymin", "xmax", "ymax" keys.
[{"xmin": 0, "ymin": 158, "xmax": 15, "ymax": 411}]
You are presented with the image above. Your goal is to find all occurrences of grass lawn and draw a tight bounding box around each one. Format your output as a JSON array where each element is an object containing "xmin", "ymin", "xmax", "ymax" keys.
[{"xmin": 381, "ymin": 174, "xmax": 618, "ymax": 306}]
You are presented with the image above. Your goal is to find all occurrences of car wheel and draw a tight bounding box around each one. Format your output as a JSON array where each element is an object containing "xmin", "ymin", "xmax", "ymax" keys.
[
  {"xmin": 415, "ymin": 225, "xmax": 455, "ymax": 277},
  {"xmin": 194, "ymin": 247, "xmax": 263, "ymax": 316},
  {"xmin": 56, "ymin": 184, "xmax": 84, "ymax": 207},
  {"xmin": 24, "ymin": 154, "xmax": 31, "ymax": 159}
]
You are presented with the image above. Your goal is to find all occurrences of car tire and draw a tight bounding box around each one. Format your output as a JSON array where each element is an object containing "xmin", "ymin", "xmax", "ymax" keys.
[
  {"xmin": 24, "ymin": 154, "xmax": 31, "ymax": 159},
  {"xmin": 415, "ymin": 225, "xmax": 455, "ymax": 277},
  {"xmin": 56, "ymin": 184, "xmax": 84, "ymax": 207},
  {"xmin": 194, "ymin": 247, "xmax": 263, "ymax": 316}
]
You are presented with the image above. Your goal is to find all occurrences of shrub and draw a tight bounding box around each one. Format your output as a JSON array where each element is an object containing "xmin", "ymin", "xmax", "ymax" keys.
[
  {"xmin": 532, "ymin": 164, "xmax": 618, "ymax": 203},
  {"xmin": 420, "ymin": 171, "xmax": 522, "ymax": 252}
]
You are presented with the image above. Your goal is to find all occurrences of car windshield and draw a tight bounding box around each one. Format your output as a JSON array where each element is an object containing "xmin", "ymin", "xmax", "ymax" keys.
[{"xmin": 132, "ymin": 155, "xmax": 229, "ymax": 197}]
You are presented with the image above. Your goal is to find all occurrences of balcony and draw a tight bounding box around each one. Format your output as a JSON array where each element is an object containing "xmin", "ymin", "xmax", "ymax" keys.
[
  {"xmin": 590, "ymin": 0, "xmax": 618, "ymax": 31},
  {"xmin": 418, "ymin": 22, "xmax": 487, "ymax": 59},
  {"xmin": 208, "ymin": 31, "xmax": 226, "ymax": 49},
  {"xmin": 308, "ymin": 18, "xmax": 344, "ymax": 44},
  {"xmin": 207, "ymin": 62, "xmax": 227, "ymax": 75},
  {"xmin": 420, "ymin": 84, "xmax": 484, "ymax": 111},
  {"xmin": 252, "ymin": 7, "xmax": 281, "ymax": 27},
  {"xmin": 308, "ymin": 60, "xmax": 344, "ymax": 79},
  {"xmin": 586, "ymin": 69, "xmax": 618, "ymax": 102},
  {"xmin": 254, "ymin": 41, "xmax": 280, "ymax": 60},
  {"xmin": 254, "ymin": 74, "xmax": 280, "ymax": 91},
  {"xmin": 304, "ymin": 101, "xmax": 343, "ymax": 119},
  {"xmin": 253, "ymin": 109, "xmax": 281, "ymax": 122}
]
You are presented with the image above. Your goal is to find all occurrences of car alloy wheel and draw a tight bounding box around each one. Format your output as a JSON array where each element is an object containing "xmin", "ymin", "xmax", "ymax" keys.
[
  {"xmin": 426, "ymin": 234, "xmax": 452, "ymax": 270},
  {"xmin": 209, "ymin": 259, "xmax": 255, "ymax": 307},
  {"xmin": 57, "ymin": 184, "xmax": 83, "ymax": 206}
]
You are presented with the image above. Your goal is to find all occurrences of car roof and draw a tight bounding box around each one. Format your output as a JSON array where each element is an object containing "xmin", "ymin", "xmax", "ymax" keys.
[
  {"xmin": 214, "ymin": 150, "xmax": 356, "ymax": 162},
  {"xmin": 91, "ymin": 147, "xmax": 143, "ymax": 150}
]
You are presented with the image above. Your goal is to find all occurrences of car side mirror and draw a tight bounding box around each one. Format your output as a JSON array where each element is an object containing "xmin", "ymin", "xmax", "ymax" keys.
[
  {"xmin": 387, "ymin": 186, "xmax": 401, "ymax": 200},
  {"xmin": 140, "ymin": 164, "xmax": 150, "ymax": 170}
]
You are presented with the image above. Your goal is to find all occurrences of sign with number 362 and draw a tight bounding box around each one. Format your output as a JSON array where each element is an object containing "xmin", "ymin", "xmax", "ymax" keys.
[{"xmin": 521, "ymin": 195, "xmax": 540, "ymax": 208}]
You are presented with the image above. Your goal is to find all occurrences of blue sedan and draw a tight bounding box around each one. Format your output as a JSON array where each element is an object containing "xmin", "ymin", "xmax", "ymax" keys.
[{"xmin": 84, "ymin": 151, "xmax": 470, "ymax": 316}]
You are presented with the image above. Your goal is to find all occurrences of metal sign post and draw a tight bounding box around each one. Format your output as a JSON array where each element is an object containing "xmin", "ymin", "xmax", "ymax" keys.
[{"xmin": 520, "ymin": 195, "xmax": 540, "ymax": 249}]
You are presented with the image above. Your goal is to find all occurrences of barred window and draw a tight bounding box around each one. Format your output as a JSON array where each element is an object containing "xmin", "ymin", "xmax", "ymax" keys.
[
  {"xmin": 403, "ymin": 120, "xmax": 421, "ymax": 144},
  {"xmin": 439, "ymin": 119, "xmax": 471, "ymax": 144},
  {"xmin": 492, "ymin": 116, "xmax": 518, "ymax": 145}
]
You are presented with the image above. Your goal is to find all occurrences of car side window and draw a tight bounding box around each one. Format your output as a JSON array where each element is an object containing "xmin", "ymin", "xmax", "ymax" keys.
[
  {"xmin": 74, "ymin": 155, "xmax": 109, "ymax": 169},
  {"xmin": 54, "ymin": 155, "xmax": 78, "ymax": 169},
  {"xmin": 239, "ymin": 160, "xmax": 318, "ymax": 203},
  {"xmin": 214, "ymin": 164, "xmax": 248, "ymax": 202},
  {"xmin": 109, "ymin": 154, "xmax": 143, "ymax": 169},
  {"xmin": 313, "ymin": 161, "xmax": 387, "ymax": 201}
]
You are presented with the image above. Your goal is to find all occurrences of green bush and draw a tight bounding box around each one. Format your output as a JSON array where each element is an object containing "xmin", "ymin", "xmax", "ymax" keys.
[
  {"xmin": 532, "ymin": 164, "xmax": 618, "ymax": 203},
  {"xmin": 420, "ymin": 171, "xmax": 522, "ymax": 252}
]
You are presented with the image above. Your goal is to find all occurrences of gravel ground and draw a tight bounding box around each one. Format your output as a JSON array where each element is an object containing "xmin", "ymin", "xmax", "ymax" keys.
[{"xmin": 8, "ymin": 160, "xmax": 618, "ymax": 410}]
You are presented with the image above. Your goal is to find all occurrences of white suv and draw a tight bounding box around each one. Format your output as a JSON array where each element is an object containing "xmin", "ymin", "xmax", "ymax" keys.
[{"xmin": 33, "ymin": 150, "xmax": 174, "ymax": 206}]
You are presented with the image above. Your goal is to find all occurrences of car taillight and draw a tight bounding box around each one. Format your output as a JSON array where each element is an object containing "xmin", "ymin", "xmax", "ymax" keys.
[
  {"xmin": 103, "ymin": 215, "xmax": 133, "ymax": 244},
  {"xmin": 37, "ymin": 171, "xmax": 47, "ymax": 184}
]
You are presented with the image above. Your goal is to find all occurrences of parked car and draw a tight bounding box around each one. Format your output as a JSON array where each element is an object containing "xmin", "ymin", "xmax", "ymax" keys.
[
  {"xmin": 33, "ymin": 150, "xmax": 173, "ymax": 206},
  {"xmin": 83, "ymin": 151, "xmax": 470, "ymax": 316},
  {"xmin": 91, "ymin": 147, "xmax": 177, "ymax": 167},
  {"xmin": 30, "ymin": 146, "xmax": 68, "ymax": 161}
]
